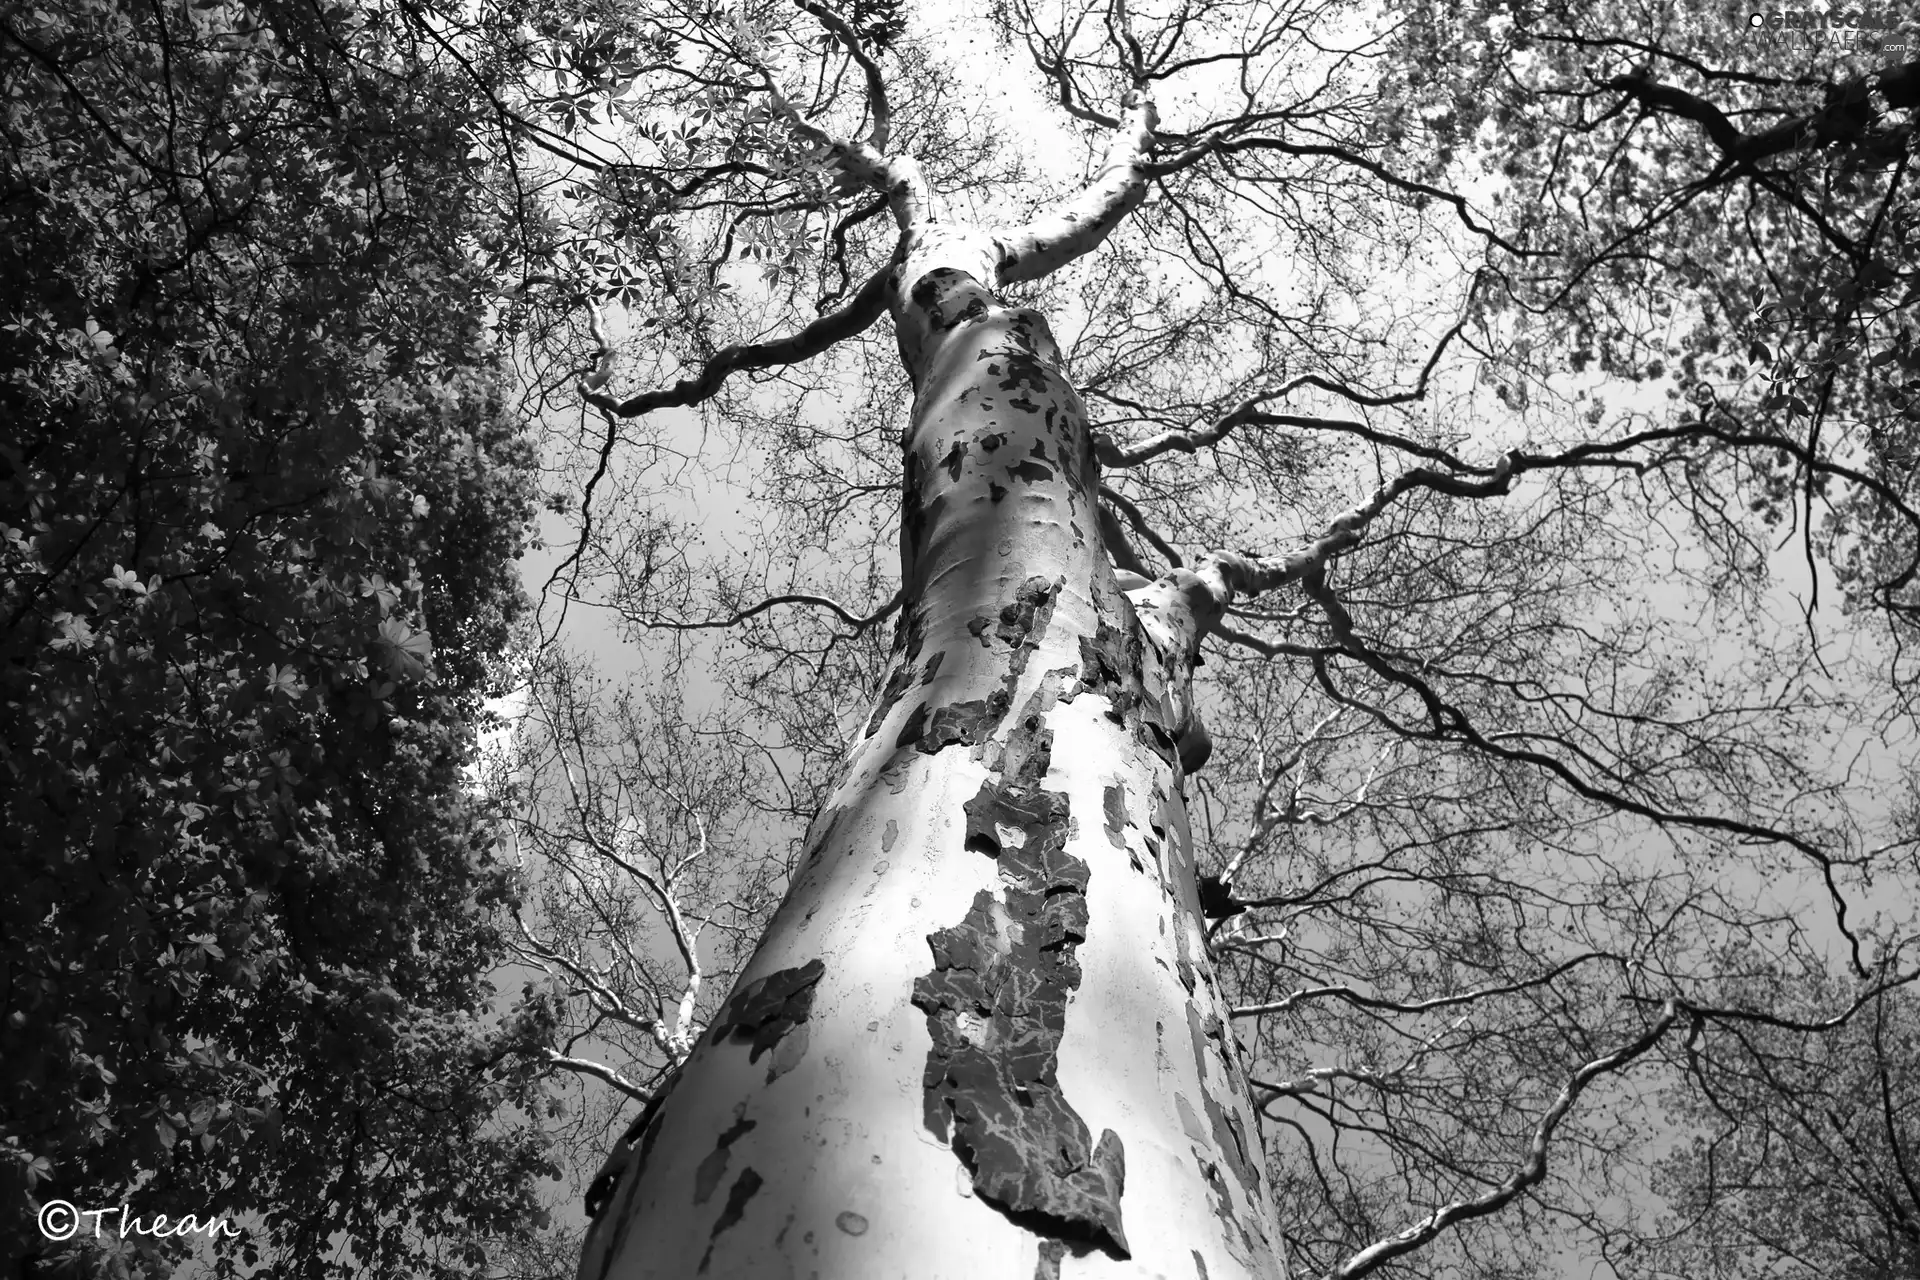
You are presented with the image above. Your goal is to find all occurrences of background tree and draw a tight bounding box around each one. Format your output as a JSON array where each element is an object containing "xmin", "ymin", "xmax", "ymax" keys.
[
  {"xmin": 1, "ymin": 0, "xmax": 559, "ymax": 1274},
  {"xmin": 1637, "ymin": 968, "xmax": 1920, "ymax": 1280},
  {"xmin": 496, "ymin": 648, "xmax": 786, "ymax": 1222},
  {"xmin": 1376, "ymin": 2, "xmax": 1920, "ymax": 638}
]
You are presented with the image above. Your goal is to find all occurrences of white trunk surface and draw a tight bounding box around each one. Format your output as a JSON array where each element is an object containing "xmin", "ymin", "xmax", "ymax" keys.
[{"xmin": 580, "ymin": 240, "xmax": 1284, "ymax": 1280}]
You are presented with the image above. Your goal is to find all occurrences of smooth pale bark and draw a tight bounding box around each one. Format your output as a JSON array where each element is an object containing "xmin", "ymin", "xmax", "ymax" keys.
[{"xmin": 577, "ymin": 229, "xmax": 1284, "ymax": 1279}]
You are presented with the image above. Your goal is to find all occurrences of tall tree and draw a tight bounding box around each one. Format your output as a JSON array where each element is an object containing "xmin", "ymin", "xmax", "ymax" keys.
[
  {"xmin": 1, "ymin": 0, "xmax": 555, "ymax": 1274},
  {"xmin": 454, "ymin": 0, "xmax": 1920, "ymax": 1275}
]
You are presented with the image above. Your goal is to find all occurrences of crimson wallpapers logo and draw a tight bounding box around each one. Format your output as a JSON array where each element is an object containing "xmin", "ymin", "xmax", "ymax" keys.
[{"xmin": 1746, "ymin": 8, "xmax": 1903, "ymax": 29}]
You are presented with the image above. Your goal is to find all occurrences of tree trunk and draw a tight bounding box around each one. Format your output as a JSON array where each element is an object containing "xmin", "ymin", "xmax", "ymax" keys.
[{"xmin": 579, "ymin": 234, "xmax": 1284, "ymax": 1279}]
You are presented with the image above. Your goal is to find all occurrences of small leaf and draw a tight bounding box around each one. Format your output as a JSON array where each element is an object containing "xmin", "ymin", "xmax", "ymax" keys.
[{"xmin": 1748, "ymin": 340, "xmax": 1771, "ymax": 366}]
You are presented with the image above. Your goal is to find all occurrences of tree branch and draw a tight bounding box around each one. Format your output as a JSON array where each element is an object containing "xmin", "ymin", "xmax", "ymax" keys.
[
  {"xmin": 995, "ymin": 88, "xmax": 1160, "ymax": 284},
  {"xmin": 544, "ymin": 1051, "xmax": 651, "ymax": 1102},
  {"xmin": 1095, "ymin": 313, "xmax": 1476, "ymax": 469},
  {"xmin": 1232, "ymin": 952, "xmax": 1616, "ymax": 1019},
  {"xmin": 1604, "ymin": 61, "xmax": 1920, "ymax": 168},
  {"xmin": 581, "ymin": 261, "xmax": 895, "ymax": 418},
  {"xmin": 797, "ymin": 0, "xmax": 890, "ymax": 151},
  {"xmin": 634, "ymin": 587, "xmax": 903, "ymax": 633},
  {"xmin": 1322, "ymin": 1003, "xmax": 1681, "ymax": 1280}
]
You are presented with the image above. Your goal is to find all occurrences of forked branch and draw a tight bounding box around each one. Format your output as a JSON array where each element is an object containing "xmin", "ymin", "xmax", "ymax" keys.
[
  {"xmin": 798, "ymin": 0, "xmax": 892, "ymax": 151},
  {"xmin": 578, "ymin": 262, "xmax": 895, "ymax": 418},
  {"xmin": 1322, "ymin": 1003, "xmax": 1682, "ymax": 1280}
]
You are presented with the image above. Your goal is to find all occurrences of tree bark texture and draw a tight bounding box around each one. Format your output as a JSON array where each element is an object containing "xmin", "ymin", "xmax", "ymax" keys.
[{"xmin": 579, "ymin": 234, "xmax": 1284, "ymax": 1279}]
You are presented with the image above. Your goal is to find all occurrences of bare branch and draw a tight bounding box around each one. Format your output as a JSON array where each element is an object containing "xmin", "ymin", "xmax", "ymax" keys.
[
  {"xmin": 1099, "ymin": 484, "xmax": 1184, "ymax": 569},
  {"xmin": 1096, "ymin": 499, "xmax": 1153, "ymax": 578},
  {"xmin": 1322, "ymin": 1003, "xmax": 1682, "ymax": 1280},
  {"xmin": 1096, "ymin": 315, "xmax": 1476, "ymax": 469},
  {"xmin": 996, "ymin": 88, "xmax": 1160, "ymax": 284},
  {"xmin": 585, "ymin": 262, "xmax": 896, "ymax": 420},
  {"xmin": 634, "ymin": 587, "xmax": 902, "ymax": 633},
  {"xmin": 1232, "ymin": 952, "xmax": 1618, "ymax": 1019},
  {"xmin": 797, "ymin": 0, "xmax": 891, "ymax": 151},
  {"xmin": 548, "ymin": 268, "xmax": 897, "ymax": 605},
  {"xmin": 1177, "ymin": 134, "xmax": 1528, "ymax": 255},
  {"xmin": 544, "ymin": 1051, "xmax": 652, "ymax": 1102},
  {"xmin": 1603, "ymin": 61, "xmax": 1920, "ymax": 168}
]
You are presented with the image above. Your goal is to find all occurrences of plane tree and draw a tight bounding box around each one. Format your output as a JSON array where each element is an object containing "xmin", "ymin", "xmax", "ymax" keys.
[{"xmin": 458, "ymin": 0, "xmax": 1920, "ymax": 1276}]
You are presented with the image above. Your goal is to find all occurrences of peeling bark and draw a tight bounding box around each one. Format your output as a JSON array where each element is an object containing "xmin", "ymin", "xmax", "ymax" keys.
[
  {"xmin": 579, "ymin": 237, "xmax": 1283, "ymax": 1278},
  {"xmin": 914, "ymin": 675, "xmax": 1129, "ymax": 1257}
]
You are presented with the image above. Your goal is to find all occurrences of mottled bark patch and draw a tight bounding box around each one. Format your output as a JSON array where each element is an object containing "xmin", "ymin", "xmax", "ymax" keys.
[
  {"xmin": 867, "ymin": 607, "xmax": 929, "ymax": 738},
  {"xmin": 993, "ymin": 337, "xmax": 1052, "ymax": 396},
  {"xmin": 696, "ymin": 1167, "xmax": 764, "ymax": 1275},
  {"xmin": 913, "ymin": 694, "xmax": 1010, "ymax": 753},
  {"xmin": 1069, "ymin": 609, "xmax": 1193, "ymax": 781},
  {"xmin": 1173, "ymin": 912, "xmax": 1199, "ymax": 994},
  {"xmin": 1183, "ymin": 1009, "xmax": 1281, "ymax": 1275},
  {"xmin": 1069, "ymin": 619, "xmax": 1145, "ymax": 725},
  {"xmin": 996, "ymin": 577, "xmax": 1060, "ymax": 688},
  {"xmin": 867, "ymin": 664, "xmax": 919, "ymax": 739},
  {"xmin": 1191, "ymin": 1152, "xmax": 1280, "ymax": 1276},
  {"xmin": 897, "ymin": 577, "xmax": 1061, "ymax": 757},
  {"xmin": 765, "ymin": 1022, "xmax": 809, "ymax": 1083},
  {"xmin": 693, "ymin": 1114, "xmax": 757, "ymax": 1205},
  {"xmin": 912, "ymin": 707, "xmax": 1129, "ymax": 1258},
  {"xmin": 1145, "ymin": 719, "xmax": 1181, "ymax": 767},
  {"xmin": 903, "ymin": 451, "xmax": 928, "ymax": 569},
  {"xmin": 911, "ymin": 267, "xmax": 993, "ymax": 330},
  {"xmin": 894, "ymin": 702, "xmax": 929, "ymax": 749},
  {"xmin": 1186, "ymin": 1004, "xmax": 1258, "ymax": 1196},
  {"xmin": 997, "ymin": 575, "xmax": 1060, "ymax": 647},
  {"xmin": 1101, "ymin": 782, "xmax": 1142, "ymax": 872},
  {"xmin": 584, "ymin": 1060, "xmax": 684, "ymax": 1220},
  {"xmin": 709, "ymin": 959, "xmax": 825, "ymax": 1064}
]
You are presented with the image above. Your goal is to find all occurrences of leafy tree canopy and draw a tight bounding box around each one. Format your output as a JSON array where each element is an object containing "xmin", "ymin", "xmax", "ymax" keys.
[{"xmin": 1, "ymin": 0, "xmax": 554, "ymax": 1273}]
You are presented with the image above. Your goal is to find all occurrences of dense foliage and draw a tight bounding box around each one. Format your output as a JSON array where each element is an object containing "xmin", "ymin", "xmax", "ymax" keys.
[{"xmin": 1, "ymin": 0, "xmax": 554, "ymax": 1274}]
